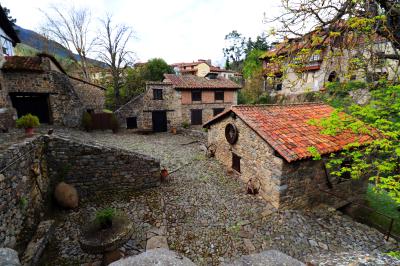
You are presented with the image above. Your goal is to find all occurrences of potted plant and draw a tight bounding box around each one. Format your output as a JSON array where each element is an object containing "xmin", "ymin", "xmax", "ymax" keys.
[
  {"xmin": 95, "ymin": 207, "xmax": 116, "ymax": 230},
  {"xmin": 16, "ymin": 114, "xmax": 40, "ymax": 135}
]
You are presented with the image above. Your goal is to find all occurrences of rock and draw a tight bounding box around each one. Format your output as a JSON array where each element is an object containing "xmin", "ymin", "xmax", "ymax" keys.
[
  {"xmin": 103, "ymin": 250, "xmax": 123, "ymax": 266},
  {"xmin": 21, "ymin": 220, "xmax": 55, "ymax": 266},
  {"xmin": 243, "ymin": 239, "xmax": 256, "ymax": 254},
  {"xmin": 223, "ymin": 250, "xmax": 305, "ymax": 266},
  {"xmin": 0, "ymin": 248, "xmax": 21, "ymax": 266},
  {"xmin": 54, "ymin": 182, "xmax": 79, "ymax": 209},
  {"xmin": 109, "ymin": 248, "xmax": 195, "ymax": 266},
  {"xmin": 146, "ymin": 236, "xmax": 168, "ymax": 250}
]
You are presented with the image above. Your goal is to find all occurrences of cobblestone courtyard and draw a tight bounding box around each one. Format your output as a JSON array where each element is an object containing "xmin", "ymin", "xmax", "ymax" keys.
[{"xmin": 7, "ymin": 129, "xmax": 397, "ymax": 265}]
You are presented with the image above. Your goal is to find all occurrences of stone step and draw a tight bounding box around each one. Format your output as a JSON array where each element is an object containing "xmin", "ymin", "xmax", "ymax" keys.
[{"xmin": 21, "ymin": 220, "xmax": 55, "ymax": 266}]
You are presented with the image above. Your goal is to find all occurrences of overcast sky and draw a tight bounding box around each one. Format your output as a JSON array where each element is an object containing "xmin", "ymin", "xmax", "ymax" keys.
[{"xmin": 2, "ymin": 0, "xmax": 281, "ymax": 66}]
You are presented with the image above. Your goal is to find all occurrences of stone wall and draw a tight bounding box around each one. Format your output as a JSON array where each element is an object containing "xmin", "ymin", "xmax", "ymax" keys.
[
  {"xmin": 0, "ymin": 136, "xmax": 50, "ymax": 251},
  {"xmin": 208, "ymin": 116, "xmax": 368, "ymax": 209},
  {"xmin": 1, "ymin": 70, "xmax": 84, "ymax": 127},
  {"xmin": 115, "ymin": 83, "xmax": 238, "ymax": 131},
  {"xmin": 46, "ymin": 136, "xmax": 160, "ymax": 196},
  {"xmin": 69, "ymin": 78, "xmax": 105, "ymax": 113},
  {"xmin": 115, "ymin": 83, "xmax": 181, "ymax": 131},
  {"xmin": 0, "ymin": 134, "xmax": 160, "ymax": 252},
  {"xmin": 281, "ymin": 159, "xmax": 368, "ymax": 208},
  {"xmin": 208, "ymin": 115, "xmax": 285, "ymax": 208}
]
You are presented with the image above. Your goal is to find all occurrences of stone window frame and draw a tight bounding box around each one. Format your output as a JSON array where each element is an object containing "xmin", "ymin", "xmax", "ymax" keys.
[
  {"xmin": 191, "ymin": 90, "xmax": 202, "ymax": 102},
  {"xmin": 214, "ymin": 90, "xmax": 224, "ymax": 102},
  {"xmin": 153, "ymin": 89, "xmax": 163, "ymax": 100}
]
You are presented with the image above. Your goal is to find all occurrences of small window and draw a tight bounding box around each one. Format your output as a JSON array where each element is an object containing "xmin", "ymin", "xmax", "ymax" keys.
[
  {"xmin": 192, "ymin": 90, "xmax": 202, "ymax": 101},
  {"xmin": 213, "ymin": 108, "xmax": 224, "ymax": 116},
  {"xmin": 232, "ymin": 153, "xmax": 241, "ymax": 173},
  {"xmin": 191, "ymin": 109, "xmax": 202, "ymax": 125},
  {"xmin": 215, "ymin": 91, "xmax": 224, "ymax": 101},
  {"xmin": 153, "ymin": 89, "xmax": 163, "ymax": 100},
  {"xmin": 276, "ymin": 83, "xmax": 282, "ymax": 91},
  {"xmin": 126, "ymin": 117, "xmax": 137, "ymax": 129}
]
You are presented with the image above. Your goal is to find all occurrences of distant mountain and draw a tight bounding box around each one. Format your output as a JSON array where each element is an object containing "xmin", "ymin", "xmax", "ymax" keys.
[{"xmin": 14, "ymin": 25, "xmax": 107, "ymax": 68}]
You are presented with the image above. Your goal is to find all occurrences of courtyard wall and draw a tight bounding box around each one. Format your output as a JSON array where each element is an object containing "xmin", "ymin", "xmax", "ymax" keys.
[{"xmin": 0, "ymin": 134, "xmax": 160, "ymax": 251}]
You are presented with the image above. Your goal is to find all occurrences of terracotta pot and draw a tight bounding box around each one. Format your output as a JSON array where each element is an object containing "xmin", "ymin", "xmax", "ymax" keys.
[
  {"xmin": 160, "ymin": 169, "xmax": 169, "ymax": 182},
  {"xmin": 171, "ymin": 127, "xmax": 177, "ymax": 134},
  {"xmin": 25, "ymin": 127, "xmax": 34, "ymax": 136}
]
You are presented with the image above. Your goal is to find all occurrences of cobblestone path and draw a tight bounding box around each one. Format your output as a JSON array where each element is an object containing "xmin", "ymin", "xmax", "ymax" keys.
[{"xmin": 38, "ymin": 130, "xmax": 397, "ymax": 265}]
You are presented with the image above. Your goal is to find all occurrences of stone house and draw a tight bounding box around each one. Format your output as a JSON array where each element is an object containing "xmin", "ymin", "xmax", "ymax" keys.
[
  {"xmin": 0, "ymin": 54, "xmax": 105, "ymax": 128},
  {"xmin": 115, "ymin": 73, "xmax": 241, "ymax": 131},
  {"xmin": 0, "ymin": 4, "xmax": 19, "ymax": 57},
  {"xmin": 203, "ymin": 103, "xmax": 375, "ymax": 209},
  {"xmin": 261, "ymin": 26, "xmax": 400, "ymax": 95},
  {"xmin": 172, "ymin": 59, "xmax": 239, "ymax": 79}
]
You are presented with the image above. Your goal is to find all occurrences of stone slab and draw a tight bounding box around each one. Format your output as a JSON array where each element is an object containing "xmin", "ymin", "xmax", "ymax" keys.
[
  {"xmin": 0, "ymin": 248, "xmax": 21, "ymax": 266},
  {"xmin": 146, "ymin": 236, "xmax": 169, "ymax": 250},
  {"xmin": 223, "ymin": 250, "xmax": 305, "ymax": 266},
  {"xmin": 110, "ymin": 248, "xmax": 195, "ymax": 266}
]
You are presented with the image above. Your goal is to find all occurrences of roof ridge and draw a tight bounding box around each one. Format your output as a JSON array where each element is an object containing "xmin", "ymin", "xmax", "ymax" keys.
[{"xmin": 232, "ymin": 102, "xmax": 324, "ymax": 107}]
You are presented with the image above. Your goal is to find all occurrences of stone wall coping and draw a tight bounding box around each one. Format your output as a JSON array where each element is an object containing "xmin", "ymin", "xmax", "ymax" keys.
[{"xmin": 49, "ymin": 134, "xmax": 160, "ymax": 163}]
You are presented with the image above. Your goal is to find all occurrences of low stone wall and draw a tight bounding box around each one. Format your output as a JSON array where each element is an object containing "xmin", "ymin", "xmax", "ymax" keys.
[
  {"xmin": 0, "ymin": 136, "xmax": 50, "ymax": 251},
  {"xmin": 46, "ymin": 136, "xmax": 160, "ymax": 197},
  {"xmin": 0, "ymin": 134, "xmax": 160, "ymax": 253}
]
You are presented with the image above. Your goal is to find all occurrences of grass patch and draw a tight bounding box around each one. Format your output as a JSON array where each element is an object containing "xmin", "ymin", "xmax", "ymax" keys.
[{"xmin": 366, "ymin": 185, "xmax": 400, "ymax": 237}]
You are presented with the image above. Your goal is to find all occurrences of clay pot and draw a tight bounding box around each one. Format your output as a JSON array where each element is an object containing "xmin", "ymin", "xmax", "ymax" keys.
[
  {"xmin": 25, "ymin": 127, "xmax": 34, "ymax": 136},
  {"xmin": 171, "ymin": 127, "xmax": 177, "ymax": 134},
  {"xmin": 54, "ymin": 182, "xmax": 79, "ymax": 209},
  {"xmin": 160, "ymin": 169, "xmax": 169, "ymax": 182}
]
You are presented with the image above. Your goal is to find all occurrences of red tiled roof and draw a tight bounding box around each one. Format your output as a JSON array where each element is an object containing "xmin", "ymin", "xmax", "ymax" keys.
[
  {"xmin": 2, "ymin": 56, "xmax": 44, "ymax": 72},
  {"xmin": 2, "ymin": 54, "xmax": 67, "ymax": 74},
  {"xmin": 204, "ymin": 103, "xmax": 376, "ymax": 162},
  {"xmin": 164, "ymin": 74, "xmax": 241, "ymax": 90}
]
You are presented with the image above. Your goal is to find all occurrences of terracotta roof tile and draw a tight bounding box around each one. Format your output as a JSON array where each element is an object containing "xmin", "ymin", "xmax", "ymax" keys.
[
  {"xmin": 2, "ymin": 56, "xmax": 44, "ymax": 72},
  {"xmin": 204, "ymin": 103, "xmax": 377, "ymax": 162},
  {"xmin": 164, "ymin": 74, "xmax": 241, "ymax": 90}
]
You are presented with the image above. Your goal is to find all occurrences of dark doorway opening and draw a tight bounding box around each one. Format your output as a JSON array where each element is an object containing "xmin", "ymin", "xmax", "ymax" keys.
[
  {"xmin": 191, "ymin": 109, "xmax": 202, "ymax": 125},
  {"xmin": 152, "ymin": 111, "xmax": 167, "ymax": 132},
  {"xmin": 126, "ymin": 117, "xmax": 138, "ymax": 129},
  {"xmin": 10, "ymin": 93, "xmax": 52, "ymax": 124},
  {"xmin": 232, "ymin": 152, "xmax": 241, "ymax": 173}
]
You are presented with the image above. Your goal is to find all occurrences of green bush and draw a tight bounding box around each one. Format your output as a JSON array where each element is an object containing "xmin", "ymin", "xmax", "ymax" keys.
[
  {"xmin": 95, "ymin": 208, "xmax": 116, "ymax": 229},
  {"xmin": 182, "ymin": 121, "xmax": 190, "ymax": 129},
  {"xmin": 82, "ymin": 112, "xmax": 93, "ymax": 131},
  {"xmin": 110, "ymin": 114, "xmax": 119, "ymax": 133},
  {"xmin": 16, "ymin": 114, "xmax": 40, "ymax": 129}
]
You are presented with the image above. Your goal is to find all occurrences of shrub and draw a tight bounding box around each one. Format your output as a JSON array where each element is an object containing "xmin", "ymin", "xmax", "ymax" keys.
[
  {"xmin": 95, "ymin": 208, "xmax": 116, "ymax": 229},
  {"xmin": 16, "ymin": 114, "xmax": 40, "ymax": 129},
  {"xmin": 82, "ymin": 112, "xmax": 93, "ymax": 131},
  {"xmin": 182, "ymin": 121, "xmax": 190, "ymax": 129},
  {"xmin": 110, "ymin": 114, "xmax": 119, "ymax": 133}
]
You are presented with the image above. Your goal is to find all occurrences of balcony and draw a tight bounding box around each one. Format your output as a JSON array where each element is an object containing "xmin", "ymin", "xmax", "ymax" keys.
[{"xmin": 302, "ymin": 60, "xmax": 322, "ymax": 71}]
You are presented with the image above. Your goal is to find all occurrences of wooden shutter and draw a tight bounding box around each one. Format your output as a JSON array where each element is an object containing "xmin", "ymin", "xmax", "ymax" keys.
[{"xmin": 232, "ymin": 153, "xmax": 241, "ymax": 173}]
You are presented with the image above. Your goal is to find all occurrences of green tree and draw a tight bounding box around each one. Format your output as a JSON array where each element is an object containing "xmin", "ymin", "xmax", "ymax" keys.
[
  {"xmin": 2, "ymin": 6, "xmax": 16, "ymax": 25},
  {"xmin": 311, "ymin": 82, "xmax": 400, "ymax": 202},
  {"xmin": 141, "ymin": 58, "xmax": 173, "ymax": 81},
  {"xmin": 223, "ymin": 30, "xmax": 246, "ymax": 71},
  {"xmin": 242, "ymin": 49, "xmax": 264, "ymax": 79}
]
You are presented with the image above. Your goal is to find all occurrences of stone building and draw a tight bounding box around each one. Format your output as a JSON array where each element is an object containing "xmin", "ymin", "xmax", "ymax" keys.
[
  {"xmin": 203, "ymin": 103, "xmax": 375, "ymax": 209},
  {"xmin": 261, "ymin": 24, "xmax": 400, "ymax": 95},
  {"xmin": 0, "ymin": 54, "xmax": 105, "ymax": 128},
  {"xmin": 115, "ymin": 73, "xmax": 241, "ymax": 131},
  {"xmin": 171, "ymin": 59, "xmax": 240, "ymax": 79}
]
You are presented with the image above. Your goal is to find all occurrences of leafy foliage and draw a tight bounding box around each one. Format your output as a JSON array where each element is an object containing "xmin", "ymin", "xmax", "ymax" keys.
[
  {"xmin": 141, "ymin": 58, "xmax": 173, "ymax": 81},
  {"xmin": 16, "ymin": 114, "xmax": 40, "ymax": 129},
  {"xmin": 311, "ymin": 83, "xmax": 400, "ymax": 202},
  {"xmin": 95, "ymin": 208, "xmax": 116, "ymax": 228}
]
